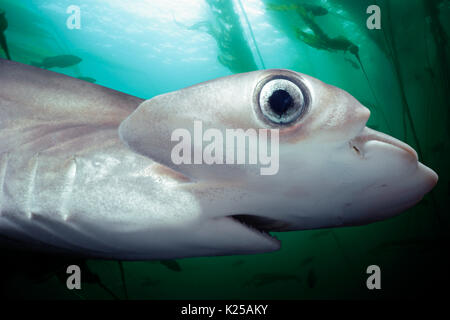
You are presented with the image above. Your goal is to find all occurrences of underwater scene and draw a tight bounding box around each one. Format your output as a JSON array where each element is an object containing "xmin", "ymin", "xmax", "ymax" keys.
[{"xmin": 0, "ymin": 0, "xmax": 449, "ymax": 299}]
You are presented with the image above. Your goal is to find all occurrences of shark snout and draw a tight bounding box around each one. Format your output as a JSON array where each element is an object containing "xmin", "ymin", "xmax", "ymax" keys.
[
  {"xmin": 356, "ymin": 105, "xmax": 371, "ymax": 126},
  {"xmin": 331, "ymin": 98, "xmax": 371, "ymax": 141},
  {"xmin": 347, "ymin": 127, "xmax": 438, "ymax": 215}
]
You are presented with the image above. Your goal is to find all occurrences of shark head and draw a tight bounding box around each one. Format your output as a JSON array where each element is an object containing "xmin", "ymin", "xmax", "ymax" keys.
[{"xmin": 119, "ymin": 69, "xmax": 438, "ymax": 255}]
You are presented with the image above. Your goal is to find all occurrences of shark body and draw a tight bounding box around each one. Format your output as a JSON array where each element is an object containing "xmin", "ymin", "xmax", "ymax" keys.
[{"xmin": 0, "ymin": 59, "xmax": 438, "ymax": 260}]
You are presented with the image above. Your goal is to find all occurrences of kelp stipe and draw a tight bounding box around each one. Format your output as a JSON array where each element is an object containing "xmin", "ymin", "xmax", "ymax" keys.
[
  {"xmin": 376, "ymin": 0, "xmax": 445, "ymax": 230},
  {"xmin": 266, "ymin": 1, "xmax": 392, "ymax": 132},
  {"xmin": 376, "ymin": 0, "xmax": 422, "ymax": 156},
  {"xmin": 177, "ymin": 0, "xmax": 259, "ymax": 74},
  {"xmin": 423, "ymin": 0, "xmax": 449, "ymax": 136},
  {"xmin": 352, "ymin": 46, "xmax": 393, "ymax": 134},
  {"xmin": 118, "ymin": 261, "xmax": 129, "ymax": 300},
  {"xmin": 235, "ymin": 0, "xmax": 266, "ymax": 69}
]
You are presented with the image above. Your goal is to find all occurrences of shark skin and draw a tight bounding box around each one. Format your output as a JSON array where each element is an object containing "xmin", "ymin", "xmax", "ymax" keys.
[{"xmin": 0, "ymin": 59, "xmax": 438, "ymax": 260}]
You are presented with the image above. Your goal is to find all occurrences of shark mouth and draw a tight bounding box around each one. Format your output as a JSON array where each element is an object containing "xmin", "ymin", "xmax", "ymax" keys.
[
  {"xmin": 227, "ymin": 214, "xmax": 290, "ymax": 246},
  {"xmin": 230, "ymin": 214, "xmax": 291, "ymax": 232}
]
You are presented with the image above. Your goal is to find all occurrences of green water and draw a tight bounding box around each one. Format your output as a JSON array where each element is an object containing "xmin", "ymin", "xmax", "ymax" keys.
[{"xmin": 0, "ymin": 0, "xmax": 449, "ymax": 299}]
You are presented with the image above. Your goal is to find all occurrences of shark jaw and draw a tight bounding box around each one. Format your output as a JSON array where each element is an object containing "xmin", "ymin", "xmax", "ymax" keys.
[
  {"xmin": 226, "ymin": 214, "xmax": 288, "ymax": 247},
  {"xmin": 222, "ymin": 215, "xmax": 282, "ymax": 252},
  {"xmin": 200, "ymin": 124, "xmax": 438, "ymax": 251}
]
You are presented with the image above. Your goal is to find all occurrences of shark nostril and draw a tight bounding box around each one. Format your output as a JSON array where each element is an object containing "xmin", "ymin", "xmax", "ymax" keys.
[
  {"xmin": 349, "ymin": 141, "xmax": 363, "ymax": 157},
  {"xmin": 268, "ymin": 89, "xmax": 293, "ymax": 116}
]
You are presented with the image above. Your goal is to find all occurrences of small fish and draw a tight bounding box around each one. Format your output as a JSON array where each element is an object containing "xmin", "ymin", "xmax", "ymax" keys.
[
  {"xmin": 31, "ymin": 54, "xmax": 82, "ymax": 69},
  {"xmin": 244, "ymin": 273, "xmax": 301, "ymax": 287},
  {"xmin": 175, "ymin": 20, "xmax": 214, "ymax": 35},
  {"xmin": 307, "ymin": 269, "xmax": 317, "ymax": 288},
  {"xmin": 160, "ymin": 260, "xmax": 182, "ymax": 272},
  {"xmin": 77, "ymin": 76, "xmax": 96, "ymax": 83},
  {"xmin": 0, "ymin": 10, "xmax": 11, "ymax": 60}
]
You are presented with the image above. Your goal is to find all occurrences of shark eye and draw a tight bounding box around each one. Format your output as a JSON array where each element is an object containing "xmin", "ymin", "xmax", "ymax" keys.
[{"xmin": 258, "ymin": 78, "xmax": 307, "ymax": 125}]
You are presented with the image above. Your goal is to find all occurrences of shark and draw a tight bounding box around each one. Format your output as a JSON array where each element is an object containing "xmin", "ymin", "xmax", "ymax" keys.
[{"xmin": 0, "ymin": 59, "xmax": 438, "ymax": 260}]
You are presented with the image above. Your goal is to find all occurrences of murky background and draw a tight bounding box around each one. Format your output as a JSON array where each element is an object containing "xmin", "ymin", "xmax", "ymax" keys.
[{"xmin": 0, "ymin": 0, "xmax": 449, "ymax": 299}]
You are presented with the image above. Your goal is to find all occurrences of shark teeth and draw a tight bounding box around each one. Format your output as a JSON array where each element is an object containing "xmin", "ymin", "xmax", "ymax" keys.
[{"xmin": 227, "ymin": 214, "xmax": 286, "ymax": 243}]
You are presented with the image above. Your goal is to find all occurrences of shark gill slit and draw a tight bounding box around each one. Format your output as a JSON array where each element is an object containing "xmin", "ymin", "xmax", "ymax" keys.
[
  {"xmin": 59, "ymin": 157, "xmax": 77, "ymax": 221},
  {"xmin": 27, "ymin": 153, "xmax": 40, "ymax": 219},
  {"xmin": 0, "ymin": 152, "xmax": 9, "ymax": 216}
]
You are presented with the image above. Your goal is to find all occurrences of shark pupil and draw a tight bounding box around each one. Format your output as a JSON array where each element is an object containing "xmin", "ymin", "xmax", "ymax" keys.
[
  {"xmin": 268, "ymin": 89, "xmax": 293, "ymax": 116},
  {"xmin": 258, "ymin": 77, "xmax": 307, "ymax": 125}
]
